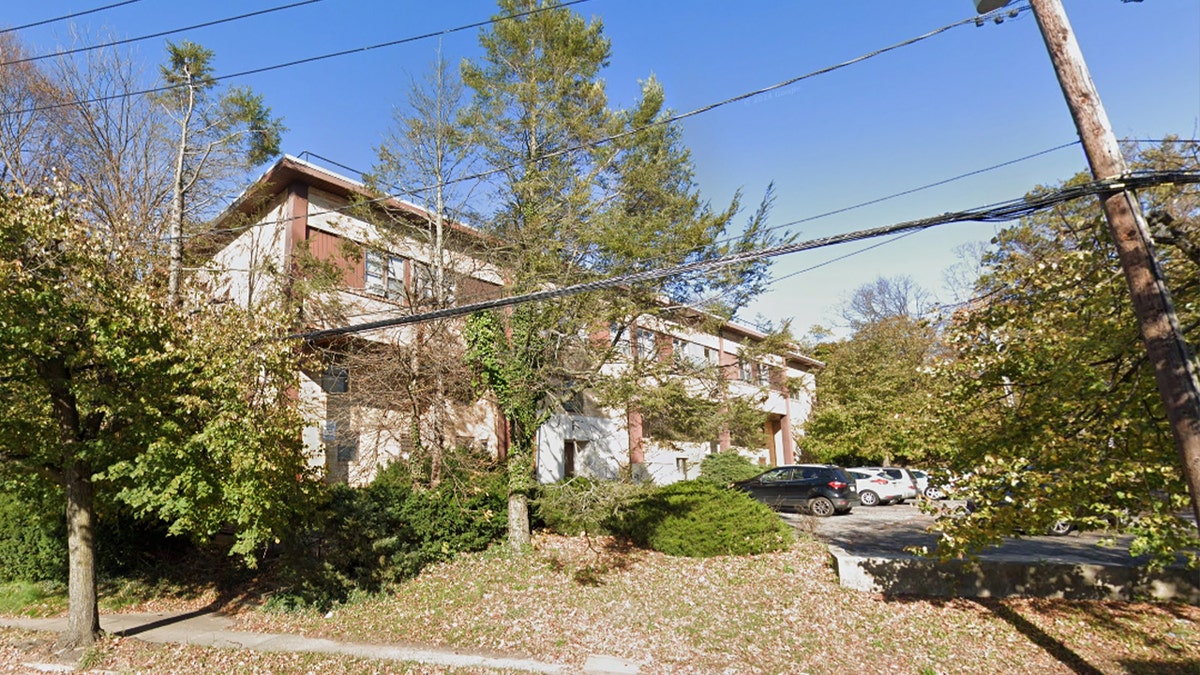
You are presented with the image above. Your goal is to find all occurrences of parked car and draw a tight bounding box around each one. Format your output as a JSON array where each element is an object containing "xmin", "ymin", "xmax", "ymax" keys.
[
  {"xmin": 908, "ymin": 469, "xmax": 945, "ymax": 500},
  {"xmin": 852, "ymin": 467, "xmax": 919, "ymax": 503},
  {"xmin": 846, "ymin": 468, "xmax": 906, "ymax": 506},
  {"xmin": 732, "ymin": 464, "xmax": 858, "ymax": 516}
]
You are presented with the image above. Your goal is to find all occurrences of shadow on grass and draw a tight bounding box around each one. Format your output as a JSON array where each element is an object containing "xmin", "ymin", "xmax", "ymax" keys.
[
  {"xmin": 973, "ymin": 599, "xmax": 1104, "ymax": 675},
  {"xmin": 541, "ymin": 535, "xmax": 643, "ymax": 587},
  {"xmin": 1119, "ymin": 658, "xmax": 1200, "ymax": 674}
]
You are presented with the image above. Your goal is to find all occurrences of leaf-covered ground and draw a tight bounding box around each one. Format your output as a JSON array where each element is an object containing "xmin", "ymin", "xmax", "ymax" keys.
[{"xmin": 2, "ymin": 533, "xmax": 1199, "ymax": 674}]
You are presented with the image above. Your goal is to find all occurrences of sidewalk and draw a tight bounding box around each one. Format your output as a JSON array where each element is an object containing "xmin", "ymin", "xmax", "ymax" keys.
[{"xmin": 0, "ymin": 611, "xmax": 644, "ymax": 674}]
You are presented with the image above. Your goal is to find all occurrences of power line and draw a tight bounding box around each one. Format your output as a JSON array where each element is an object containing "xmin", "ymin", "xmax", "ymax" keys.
[
  {"xmin": 1, "ymin": 0, "xmax": 329, "ymax": 67},
  {"xmin": 285, "ymin": 170, "xmax": 1200, "ymax": 342},
  {"xmin": 180, "ymin": 135, "xmax": 1089, "ymax": 329},
  {"xmin": 168, "ymin": 7, "xmax": 1040, "ymax": 249},
  {"xmin": 372, "ymin": 4, "xmax": 1035, "ymax": 202},
  {"xmin": 0, "ymin": 0, "xmax": 145, "ymax": 35},
  {"xmin": 9, "ymin": 0, "xmax": 595, "ymax": 116}
]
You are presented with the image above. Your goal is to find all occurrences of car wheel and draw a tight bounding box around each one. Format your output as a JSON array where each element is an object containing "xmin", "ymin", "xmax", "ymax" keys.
[
  {"xmin": 860, "ymin": 490, "xmax": 880, "ymax": 507},
  {"xmin": 809, "ymin": 497, "xmax": 835, "ymax": 517},
  {"xmin": 1048, "ymin": 519, "xmax": 1074, "ymax": 536},
  {"xmin": 924, "ymin": 487, "xmax": 944, "ymax": 500}
]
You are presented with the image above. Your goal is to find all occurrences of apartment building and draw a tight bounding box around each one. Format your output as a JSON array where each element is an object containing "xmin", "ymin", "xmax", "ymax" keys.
[{"xmin": 201, "ymin": 156, "xmax": 822, "ymax": 485}]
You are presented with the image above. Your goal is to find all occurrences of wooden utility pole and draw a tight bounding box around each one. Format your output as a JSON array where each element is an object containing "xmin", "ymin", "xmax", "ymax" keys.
[{"xmin": 1028, "ymin": 0, "xmax": 1200, "ymax": 530}]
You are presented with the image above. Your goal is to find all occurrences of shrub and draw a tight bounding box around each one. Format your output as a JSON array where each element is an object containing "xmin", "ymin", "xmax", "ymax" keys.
[
  {"xmin": 272, "ymin": 452, "xmax": 508, "ymax": 609},
  {"xmin": 0, "ymin": 491, "xmax": 66, "ymax": 583},
  {"xmin": 533, "ymin": 476, "xmax": 651, "ymax": 537},
  {"xmin": 614, "ymin": 480, "xmax": 793, "ymax": 557},
  {"xmin": 698, "ymin": 450, "xmax": 763, "ymax": 486}
]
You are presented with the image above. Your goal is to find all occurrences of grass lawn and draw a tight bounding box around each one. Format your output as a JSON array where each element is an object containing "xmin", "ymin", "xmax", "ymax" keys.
[{"xmin": 2, "ymin": 532, "xmax": 1199, "ymax": 674}]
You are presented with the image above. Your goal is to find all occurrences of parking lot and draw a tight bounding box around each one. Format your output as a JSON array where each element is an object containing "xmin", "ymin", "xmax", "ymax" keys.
[{"xmin": 785, "ymin": 499, "xmax": 1151, "ymax": 567}]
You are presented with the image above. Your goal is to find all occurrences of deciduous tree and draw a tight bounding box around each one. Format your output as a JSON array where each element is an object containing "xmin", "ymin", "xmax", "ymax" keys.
[
  {"xmin": 0, "ymin": 189, "xmax": 312, "ymax": 646},
  {"xmin": 929, "ymin": 140, "xmax": 1200, "ymax": 566},
  {"xmin": 803, "ymin": 279, "xmax": 945, "ymax": 467}
]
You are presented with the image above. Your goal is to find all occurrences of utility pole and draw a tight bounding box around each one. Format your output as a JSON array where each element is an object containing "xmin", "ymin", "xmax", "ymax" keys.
[{"xmin": 1020, "ymin": 0, "xmax": 1200, "ymax": 531}]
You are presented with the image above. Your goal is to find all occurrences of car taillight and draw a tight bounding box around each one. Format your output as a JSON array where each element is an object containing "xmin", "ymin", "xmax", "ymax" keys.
[{"xmin": 828, "ymin": 481, "xmax": 847, "ymax": 489}]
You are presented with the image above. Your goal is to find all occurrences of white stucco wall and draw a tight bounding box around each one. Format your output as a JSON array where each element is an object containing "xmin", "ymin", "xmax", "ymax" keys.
[{"xmin": 536, "ymin": 413, "xmax": 627, "ymax": 483}]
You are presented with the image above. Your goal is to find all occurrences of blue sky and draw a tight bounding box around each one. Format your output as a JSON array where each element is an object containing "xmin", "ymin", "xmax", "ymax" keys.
[{"xmin": 6, "ymin": 1, "xmax": 1199, "ymax": 337}]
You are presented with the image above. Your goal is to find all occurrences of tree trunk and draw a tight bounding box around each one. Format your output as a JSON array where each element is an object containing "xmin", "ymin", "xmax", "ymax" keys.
[
  {"xmin": 506, "ymin": 436, "xmax": 532, "ymax": 552},
  {"xmin": 63, "ymin": 458, "xmax": 100, "ymax": 647},
  {"xmin": 167, "ymin": 72, "xmax": 196, "ymax": 306},
  {"xmin": 507, "ymin": 492, "xmax": 530, "ymax": 552}
]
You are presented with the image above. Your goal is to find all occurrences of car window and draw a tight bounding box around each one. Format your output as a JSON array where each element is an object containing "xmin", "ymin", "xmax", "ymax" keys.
[
  {"xmin": 798, "ymin": 467, "xmax": 820, "ymax": 480},
  {"xmin": 761, "ymin": 468, "xmax": 796, "ymax": 482}
]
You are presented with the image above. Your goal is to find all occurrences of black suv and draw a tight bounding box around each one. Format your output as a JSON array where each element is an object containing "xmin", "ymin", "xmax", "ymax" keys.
[{"xmin": 733, "ymin": 464, "xmax": 858, "ymax": 516}]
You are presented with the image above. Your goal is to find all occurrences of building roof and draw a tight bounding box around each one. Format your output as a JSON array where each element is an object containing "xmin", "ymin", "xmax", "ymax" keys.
[{"xmin": 211, "ymin": 155, "xmax": 824, "ymax": 371}]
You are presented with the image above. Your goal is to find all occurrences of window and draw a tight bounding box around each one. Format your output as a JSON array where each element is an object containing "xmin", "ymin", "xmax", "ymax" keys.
[
  {"xmin": 609, "ymin": 323, "xmax": 630, "ymax": 356},
  {"xmin": 756, "ymin": 363, "xmax": 771, "ymax": 387},
  {"xmin": 321, "ymin": 365, "xmax": 348, "ymax": 393},
  {"xmin": 365, "ymin": 250, "xmax": 406, "ymax": 298},
  {"xmin": 563, "ymin": 390, "xmax": 585, "ymax": 414},
  {"xmin": 672, "ymin": 337, "xmax": 687, "ymax": 363},
  {"xmin": 335, "ymin": 438, "xmax": 358, "ymax": 462},
  {"xmin": 738, "ymin": 359, "xmax": 754, "ymax": 382},
  {"xmin": 675, "ymin": 457, "xmax": 689, "ymax": 480},
  {"xmin": 636, "ymin": 329, "xmax": 656, "ymax": 361},
  {"xmin": 412, "ymin": 261, "xmax": 456, "ymax": 305}
]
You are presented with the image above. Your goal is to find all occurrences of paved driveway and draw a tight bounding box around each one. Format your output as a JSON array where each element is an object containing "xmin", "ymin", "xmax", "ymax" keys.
[{"xmin": 786, "ymin": 500, "xmax": 1148, "ymax": 566}]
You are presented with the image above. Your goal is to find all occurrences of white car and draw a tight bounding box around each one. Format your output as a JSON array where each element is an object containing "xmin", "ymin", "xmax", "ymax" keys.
[
  {"xmin": 852, "ymin": 467, "xmax": 919, "ymax": 503},
  {"xmin": 846, "ymin": 468, "xmax": 906, "ymax": 507},
  {"xmin": 908, "ymin": 469, "xmax": 945, "ymax": 499}
]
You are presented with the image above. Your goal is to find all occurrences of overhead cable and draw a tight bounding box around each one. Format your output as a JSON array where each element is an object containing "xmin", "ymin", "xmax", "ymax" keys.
[
  {"xmin": 9, "ymin": 0, "xmax": 595, "ymax": 115},
  {"xmin": 0, "ymin": 0, "xmax": 145, "ymax": 35},
  {"xmin": 165, "ymin": 6, "xmax": 1038, "ymax": 250},
  {"xmin": 286, "ymin": 169, "xmax": 1200, "ymax": 342},
  {"xmin": 1, "ymin": 0, "xmax": 329, "ymax": 67}
]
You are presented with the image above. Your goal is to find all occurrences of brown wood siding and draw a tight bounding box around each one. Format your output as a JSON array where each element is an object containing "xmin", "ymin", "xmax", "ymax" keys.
[
  {"xmin": 456, "ymin": 274, "xmax": 503, "ymax": 304},
  {"xmin": 306, "ymin": 228, "xmax": 363, "ymax": 288}
]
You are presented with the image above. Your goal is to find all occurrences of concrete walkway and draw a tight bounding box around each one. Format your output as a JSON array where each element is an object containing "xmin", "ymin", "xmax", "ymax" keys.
[{"xmin": 0, "ymin": 611, "xmax": 644, "ymax": 674}]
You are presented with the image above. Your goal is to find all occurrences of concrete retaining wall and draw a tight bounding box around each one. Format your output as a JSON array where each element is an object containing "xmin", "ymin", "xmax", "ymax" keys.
[{"xmin": 829, "ymin": 545, "xmax": 1200, "ymax": 603}]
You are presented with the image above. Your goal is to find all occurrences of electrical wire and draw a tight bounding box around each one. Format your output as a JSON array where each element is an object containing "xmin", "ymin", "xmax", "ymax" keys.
[
  {"xmin": 0, "ymin": 0, "xmax": 329, "ymax": 67},
  {"xmin": 163, "ymin": 8, "xmax": 1044, "ymax": 254},
  {"xmin": 0, "ymin": 0, "xmax": 145, "ymax": 35},
  {"xmin": 179, "ymin": 136, "xmax": 1088, "ymax": 330},
  {"xmin": 318, "ymin": 4, "xmax": 1035, "ymax": 204},
  {"xmin": 8, "ymin": 0, "xmax": 595, "ymax": 116},
  {"xmin": 283, "ymin": 169, "xmax": 1200, "ymax": 342}
]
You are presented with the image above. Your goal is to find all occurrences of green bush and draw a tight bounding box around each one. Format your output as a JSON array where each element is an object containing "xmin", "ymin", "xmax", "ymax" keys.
[
  {"xmin": 614, "ymin": 480, "xmax": 793, "ymax": 557},
  {"xmin": 0, "ymin": 491, "xmax": 66, "ymax": 583},
  {"xmin": 698, "ymin": 450, "xmax": 763, "ymax": 486},
  {"xmin": 533, "ymin": 476, "xmax": 650, "ymax": 537},
  {"xmin": 272, "ymin": 453, "xmax": 508, "ymax": 609}
]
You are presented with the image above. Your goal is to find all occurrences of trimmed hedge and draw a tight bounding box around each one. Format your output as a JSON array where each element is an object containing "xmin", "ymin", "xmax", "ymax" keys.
[
  {"xmin": 698, "ymin": 450, "xmax": 763, "ymax": 486},
  {"xmin": 614, "ymin": 480, "xmax": 794, "ymax": 557}
]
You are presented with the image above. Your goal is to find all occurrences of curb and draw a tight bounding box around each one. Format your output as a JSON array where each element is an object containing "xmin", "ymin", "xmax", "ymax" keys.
[{"xmin": 828, "ymin": 545, "xmax": 1200, "ymax": 602}]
